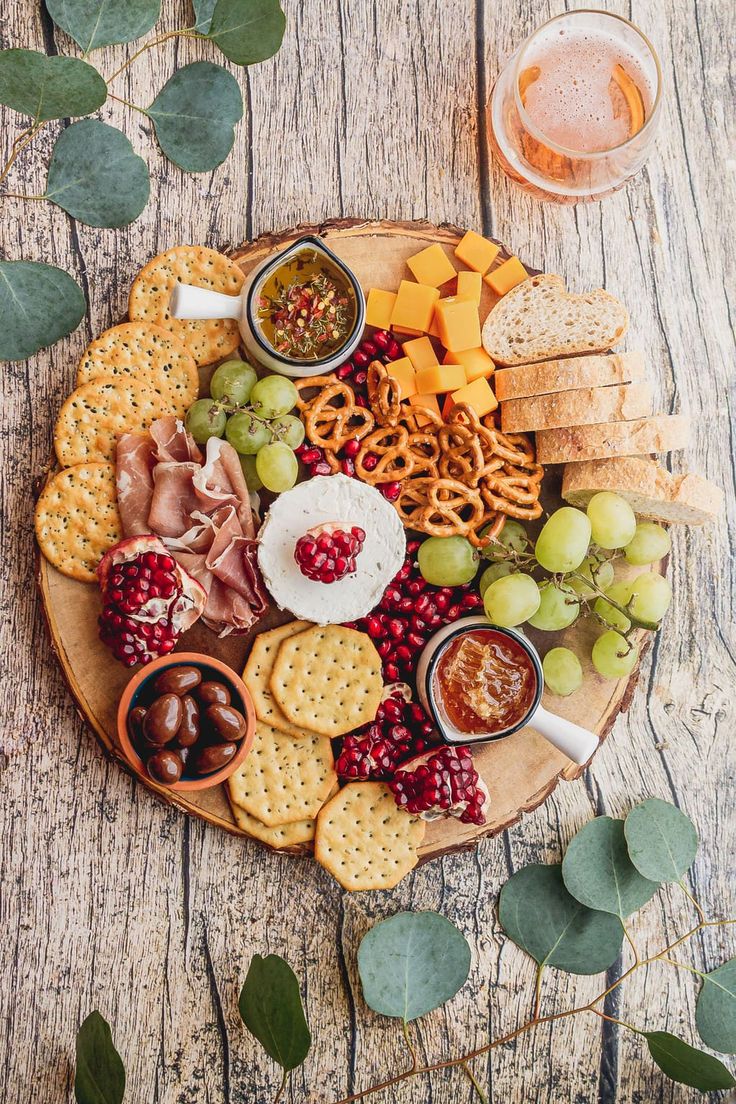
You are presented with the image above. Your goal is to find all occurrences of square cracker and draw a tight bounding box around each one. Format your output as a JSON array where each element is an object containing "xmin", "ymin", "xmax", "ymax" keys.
[
  {"xmin": 54, "ymin": 378, "xmax": 170, "ymax": 467},
  {"xmin": 227, "ymin": 721, "xmax": 336, "ymax": 827},
  {"xmin": 228, "ymin": 782, "xmax": 338, "ymax": 849},
  {"xmin": 315, "ymin": 782, "xmax": 426, "ymax": 891},
  {"xmin": 270, "ymin": 626, "xmax": 383, "ymax": 738},
  {"xmin": 243, "ymin": 620, "xmax": 317, "ymax": 738},
  {"xmin": 34, "ymin": 462, "xmax": 122, "ymax": 582}
]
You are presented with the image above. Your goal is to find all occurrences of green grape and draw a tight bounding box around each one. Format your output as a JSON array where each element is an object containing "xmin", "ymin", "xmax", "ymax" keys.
[
  {"xmin": 239, "ymin": 453, "xmax": 262, "ymax": 491},
  {"xmin": 225, "ymin": 411, "xmax": 272, "ymax": 455},
  {"xmin": 483, "ymin": 573, "xmax": 540, "ymax": 628},
  {"xmin": 567, "ymin": 555, "xmax": 615, "ymax": 598},
  {"xmin": 270, "ymin": 413, "xmax": 305, "ymax": 449},
  {"xmin": 594, "ymin": 580, "xmax": 634, "ymax": 632},
  {"xmin": 624, "ymin": 522, "xmax": 671, "ymax": 566},
  {"xmin": 210, "ymin": 359, "xmax": 257, "ymax": 405},
  {"xmin": 628, "ymin": 572, "xmax": 672, "ymax": 623},
  {"xmin": 250, "ymin": 374, "xmax": 299, "ymax": 419},
  {"xmin": 418, "ymin": 536, "xmax": 478, "ymax": 586},
  {"xmin": 185, "ymin": 399, "xmax": 226, "ymax": 444},
  {"xmin": 481, "ymin": 518, "xmax": 529, "ymax": 560},
  {"xmin": 543, "ymin": 647, "xmax": 583, "ymax": 696},
  {"xmin": 534, "ymin": 507, "xmax": 591, "ymax": 573},
  {"xmin": 592, "ymin": 631, "xmax": 639, "ymax": 679},
  {"xmin": 528, "ymin": 581, "xmax": 580, "ymax": 631},
  {"xmin": 586, "ymin": 491, "xmax": 637, "ymax": 550},
  {"xmin": 256, "ymin": 442, "xmax": 298, "ymax": 493},
  {"xmin": 479, "ymin": 561, "xmax": 513, "ymax": 597}
]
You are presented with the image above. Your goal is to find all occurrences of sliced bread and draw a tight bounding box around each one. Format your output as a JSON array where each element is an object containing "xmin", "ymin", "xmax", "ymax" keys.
[
  {"xmin": 495, "ymin": 351, "xmax": 645, "ymax": 401},
  {"xmin": 535, "ymin": 414, "xmax": 691, "ymax": 465},
  {"xmin": 501, "ymin": 382, "xmax": 653, "ymax": 433},
  {"xmin": 481, "ymin": 274, "xmax": 629, "ymax": 367},
  {"xmin": 562, "ymin": 457, "xmax": 723, "ymax": 525}
]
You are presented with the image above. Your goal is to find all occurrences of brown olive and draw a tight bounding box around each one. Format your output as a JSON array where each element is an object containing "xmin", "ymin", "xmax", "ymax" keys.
[
  {"xmin": 175, "ymin": 695, "xmax": 200, "ymax": 747},
  {"xmin": 190, "ymin": 742, "xmax": 237, "ymax": 775},
  {"xmin": 147, "ymin": 749, "xmax": 183, "ymax": 785},
  {"xmin": 128, "ymin": 705, "xmax": 147, "ymax": 742},
  {"xmin": 206, "ymin": 703, "xmax": 246, "ymax": 742},
  {"xmin": 196, "ymin": 680, "xmax": 231, "ymax": 707},
  {"xmin": 143, "ymin": 693, "xmax": 183, "ymax": 746},
  {"xmin": 153, "ymin": 665, "xmax": 202, "ymax": 697}
]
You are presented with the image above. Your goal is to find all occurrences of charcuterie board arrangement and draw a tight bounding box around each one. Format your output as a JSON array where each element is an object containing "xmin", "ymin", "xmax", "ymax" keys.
[{"xmin": 35, "ymin": 220, "xmax": 723, "ymax": 891}]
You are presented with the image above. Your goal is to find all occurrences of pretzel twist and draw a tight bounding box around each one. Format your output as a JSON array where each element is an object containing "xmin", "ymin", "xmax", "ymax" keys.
[
  {"xmin": 296, "ymin": 377, "xmax": 374, "ymax": 451},
  {"xmin": 367, "ymin": 361, "xmax": 402, "ymax": 427},
  {"xmin": 355, "ymin": 425, "xmax": 415, "ymax": 484}
]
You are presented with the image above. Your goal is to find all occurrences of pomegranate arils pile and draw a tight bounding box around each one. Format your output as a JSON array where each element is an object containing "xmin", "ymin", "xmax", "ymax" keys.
[
  {"xmin": 335, "ymin": 688, "xmax": 438, "ymax": 781},
  {"xmin": 390, "ymin": 745, "xmax": 489, "ymax": 825},
  {"xmin": 295, "ymin": 523, "xmax": 366, "ymax": 584}
]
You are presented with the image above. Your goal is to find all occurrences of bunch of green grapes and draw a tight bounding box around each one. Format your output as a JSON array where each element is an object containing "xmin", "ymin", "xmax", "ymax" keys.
[
  {"xmin": 185, "ymin": 359, "xmax": 304, "ymax": 494},
  {"xmin": 479, "ymin": 492, "xmax": 672, "ymax": 693}
]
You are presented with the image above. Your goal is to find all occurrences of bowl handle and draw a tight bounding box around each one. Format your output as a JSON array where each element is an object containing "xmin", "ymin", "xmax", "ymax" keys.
[
  {"xmin": 531, "ymin": 705, "xmax": 599, "ymax": 766},
  {"xmin": 170, "ymin": 283, "xmax": 242, "ymax": 321}
]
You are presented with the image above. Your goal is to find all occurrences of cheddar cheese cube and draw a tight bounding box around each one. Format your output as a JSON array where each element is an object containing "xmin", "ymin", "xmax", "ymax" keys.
[
  {"xmin": 484, "ymin": 256, "xmax": 528, "ymax": 297},
  {"xmin": 386, "ymin": 356, "xmax": 417, "ymax": 400},
  {"xmin": 406, "ymin": 243, "xmax": 457, "ymax": 288},
  {"xmin": 366, "ymin": 288, "xmax": 397, "ymax": 330},
  {"xmin": 455, "ymin": 230, "xmax": 500, "ymax": 274},
  {"xmin": 444, "ymin": 347, "xmax": 495, "ymax": 382},
  {"xmin": 415, "ymin": 362, "xmax": 467, "ymax": 395},
  {"xmin": 434, "ymin": 297, "xmax": 482, "ymax": 352},
  {"xmin": 390, "ymin": 280, "xmax": 440, "ymax": 333},
  {"xmin": 443, "ymin": 376, "xmax": 498, "ymax": 419},
  {"xmin": 392, "ymin": 325, "xmax": 423, "ymax": 336},
  {"xmin": 406, "ymin": 392, "xmax": 441, "ymax": 425},
  {"xmin": 456, "ymin": 270, "xmax": 482, "ymax": 305},
  {"xmin": 403, "ymin": 336, "xmax": 438, "ymax": 373}
]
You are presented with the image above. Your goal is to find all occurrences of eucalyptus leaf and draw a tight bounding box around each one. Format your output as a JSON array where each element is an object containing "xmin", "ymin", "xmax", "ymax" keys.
[
  {"xmin": 561, "ymin": 816, "xmax": 659, "ymax": 919},
  {"xmin": 74, "ymin": 1011, "xmax": 125, "ymax": 1104},
  {"xmin": 45, "ymin": 120, "xmax": 149, "ymax": 228},
  {"xmin": 696, "ymin": 958, "xmax": 736, "ymax": 1054},
  {"xmin": 45, "ymin": 0, "xmax": 161, "ymax": 52},
  {"xmin": 147, "ymin": 62, "xmax": 243, "ymax": 172},
  {"xmin": 624, "ymin": 798, "xmax": 698, "ymax": 883},
  {"xmin": 0, "ymin": 261, "xmax": 85, "ymax": 361},
  {"xmin": 239, "ymin": 954, "xmax": 311, "ymax": 1072},
  {"xmin": 207, "ymin": 0, "xmax": 286, "ymax": 66},
  {"xmin": 193, "ymin": 0, "xmax": 217, "ymax": 32},
  {"xmin": 645, "ymin": 1031, "xmax": 736, "ymax": 1091},
  {"xmin": 357, "ymin": 911, "xmax": 471, "ymax": 1023},
  {"xmin": 498, "ymin": 864, "xmax": 623, "ymax": 975},
  {"xmin": 0, "ymin": 49, "xmax": 106, "ymax": 122}
]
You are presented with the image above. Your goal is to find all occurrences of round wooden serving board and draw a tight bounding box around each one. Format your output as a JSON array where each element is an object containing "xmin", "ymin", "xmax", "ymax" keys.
[{"xmin": 37, "ymin": 219, "xmax": 660, "ymax": 865}]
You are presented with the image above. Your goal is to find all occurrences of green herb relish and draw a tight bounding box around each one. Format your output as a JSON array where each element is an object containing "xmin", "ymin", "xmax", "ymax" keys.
[{"xmin": 256, "ymin": 249, "xmax": 356, "ymax": 360}]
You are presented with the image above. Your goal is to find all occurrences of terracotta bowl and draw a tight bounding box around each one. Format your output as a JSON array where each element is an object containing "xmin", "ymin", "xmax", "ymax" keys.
[{"xmin": 117, "ymin": 652, "xmax": 256, "ymax": 792}]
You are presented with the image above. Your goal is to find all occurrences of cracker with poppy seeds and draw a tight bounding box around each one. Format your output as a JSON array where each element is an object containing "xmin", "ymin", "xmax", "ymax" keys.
[
  {"xmin": 243, "ymin": 620, "xmax": 317, "ymax": 738},
  {"xmin": 314, "ymin": 782, "xmax": 426, "ymax": 891},
  {"xmin": 270, "ymin": 625, "xmax": 383, "ymax": 738},
  {"xmin": 229, "ymin": 782, "xmax": 339, "ymax": 848},
  {"xmin": 128, "ymin": 245, "xmax": 244, "ymax": 366},
  {"xmin": 35, "ymin": 462, "xmax": 122, "ymax": 582},
  {"xmin": 54, "ymin": 378, "xmax": 171, "ymax": 467}
]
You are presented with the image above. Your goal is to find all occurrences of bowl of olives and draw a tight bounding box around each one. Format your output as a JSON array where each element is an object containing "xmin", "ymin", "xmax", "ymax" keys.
[{"xmin": 117, "ymin": 653, "xmax": 256, "ymax": 791}]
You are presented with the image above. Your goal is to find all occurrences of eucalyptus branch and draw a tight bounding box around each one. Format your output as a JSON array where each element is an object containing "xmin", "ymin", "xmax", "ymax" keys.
[
  {"xmin": 105, "ymin": 29, "xmax": 206, "ymax": 86},
  {"xmin": 0, "ymin": 121, "xmax": 45, "ymax": 187},
  {"xmin": 106, "ymin": 92, "xmax": 149, "ymax": 117},
  {"xmin": 460, "ymin": 1061, "xmax": 489, "ymax": 1103}
]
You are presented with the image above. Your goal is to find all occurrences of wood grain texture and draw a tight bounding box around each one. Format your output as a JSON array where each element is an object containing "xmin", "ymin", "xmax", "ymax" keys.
[{"xmin": 1, "ymin": 2, "xmax": 734, "ymax": 1103}]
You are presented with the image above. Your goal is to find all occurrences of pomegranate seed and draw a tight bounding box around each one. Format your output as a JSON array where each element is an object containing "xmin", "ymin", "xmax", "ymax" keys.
[
  {"xmin": 379, "ymin": 481, "xmax": 401, "ymax": 501},
  {"xmin": 386, "ymin": 339, "xmax": 401, "ymax": 359},
  {"xmin": 384, "ymin": 662, "xmax": 400, "ymax": 681},
  {"xmin": 373, "ymin": 330, "xmax": 390, "ymax": 350},
  {"xmin": 353, "ymin": 350, "xmax": 370, "ymax": 368},
  {"xmin": 336, "ymin": 364, "xmax": 353, "ymax": 380},
  {"xmin": 388, "ymin": 618, "xmax": 404, "ymax": 639},
  {"xmin": 300, "ymin": 447, "xmax": 321, "ymax": 465},
  {"xmin": 341, "ymin": 458, "xmax": 355, "ymax": 476},
  {"xmin": 361, "ymin": 453, "xmax": 379, "ymax": 472},
  {"xmin": 343, "ymin": 438, "xmax": 361, "ymax": 458},
  {"xmin": 312, "ymin": 461, "xmax": 333, "ymax": 476},
  {"xmin": 366, "ymin": 615, "xmax": 384, "ymax": 638}
]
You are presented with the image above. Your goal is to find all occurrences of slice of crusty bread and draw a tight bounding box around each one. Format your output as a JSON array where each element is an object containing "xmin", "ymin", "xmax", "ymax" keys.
[
  {"xmin": 481, "ymin": 274, "xmax": 629, "ymax": 367},
  {"xmin": 535, "ymin": 414, "xmax": 690, "ymax": 465},
  {"xmin": 562, "ymin": 457, "xmax": 723, "ymax": 525},
  {"xmin": 501, "ymin": 382, "xmax": 653, "ymax": 433},
  {"xmin": 495, "ymin": 351, "xmax": 645, "ymax": 401}
]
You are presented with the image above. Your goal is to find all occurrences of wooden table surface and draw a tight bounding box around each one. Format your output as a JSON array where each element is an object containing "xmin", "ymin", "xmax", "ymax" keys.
[{"xmin": 2, "ymin": 2, "xmax": 734, "ymax": 1101}]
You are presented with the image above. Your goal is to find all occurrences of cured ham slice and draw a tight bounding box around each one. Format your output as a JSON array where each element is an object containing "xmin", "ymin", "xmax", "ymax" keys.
[{"xmin": 115, "ymin": 434, "xmax": 156, "ymax": 536}]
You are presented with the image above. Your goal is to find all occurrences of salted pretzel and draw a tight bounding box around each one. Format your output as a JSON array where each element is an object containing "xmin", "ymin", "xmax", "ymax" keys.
[
  {"xmin": 296, "ymin": 376, "xmax": 374, "ymax": 452},
  {"xmin": 395, "ymin": 477, "xmax": 486, "ymax": 543},
  {"xmin": 355, "ymin": 425, "xmax": 415, "ymax": 484},
  {"xmin": 367, "ymin": 361, "xmax": 402, "ymax": 427},
  {"xmin": 406, "ymin": 430, "xmax": 441, "ymax": 480}
]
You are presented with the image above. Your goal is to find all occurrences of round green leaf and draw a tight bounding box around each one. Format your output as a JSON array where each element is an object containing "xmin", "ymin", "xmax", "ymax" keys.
[
  {"xmin": 193, "ymin": 0, "xmax": 217, "ymax": 32},
  {"xmin": 645, "ymin": 1031, "xmax": 736, "ymax": 1091},
  {"xmin": 561, "ymin": 816, "xmax": 659, "ymax": 919},
  {"xmin": 696, "ymin": 958, "xmax": 736, "ymax": 1054},
  {"xmin": 357, "ymin": 911, "xmax": 471, "ymax": 1023},
  {"xmin": 148, "ymin": 61, "xmax": 243, "ymax": 172},
  {"xmin": 498, "ymin": 864, "xmax": 623, "ymax": 974},
  {"xmin": 0, "ymin": 261, "xmax": 85, "ymax": 361},
  {"xmin": 0, "ymin": 49, "xmax": 106, "ymax": 122},
  {"xmin": 45, "ymin": 120, "xmax": 150, "ymax": 228},
  {"xmin": 207, "ymin": 0, "xmax": 286, "ymax": 66},
  {"xmin": 238, "ymin": 954, "xmax": 311, "ymax": 1073},
  {"xmin": 624, "ymin": 798, "xmax": 698, "ymax": 883},
  {"xmin": 74, "ymin": 1011, "xmax": 126, "ymax": 1104},
  {"xmin": 45, "ymin": 0, "xmax": 161, "ymax": 52}
]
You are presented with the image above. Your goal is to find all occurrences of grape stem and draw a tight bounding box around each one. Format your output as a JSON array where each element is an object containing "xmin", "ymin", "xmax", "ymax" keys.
[{"xmin": 204, "ymin": 398, "xmax": 291, "ymax": 444}]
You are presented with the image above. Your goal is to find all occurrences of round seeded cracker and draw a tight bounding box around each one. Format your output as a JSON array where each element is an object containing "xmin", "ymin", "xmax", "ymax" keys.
[
  {"xmin": 54, "ymin": 378, "xmax": 171, "ymax": 467},
  {"xmin": 35, "ymin": 462, "xmax": 122, "ymax": 582},
  {"xmin": 128, "ymin": 245, "xmax": 244, "ymax": 366}
]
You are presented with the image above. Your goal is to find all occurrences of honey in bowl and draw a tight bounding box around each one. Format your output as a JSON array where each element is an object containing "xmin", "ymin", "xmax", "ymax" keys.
[{"xmin": 433, "ymin": 628, "xmax": 537, "ymax": 736}]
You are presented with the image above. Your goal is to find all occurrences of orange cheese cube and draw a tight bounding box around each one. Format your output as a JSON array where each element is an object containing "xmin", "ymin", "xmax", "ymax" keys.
[
  {"xmin": 392, "ymin": 325, "xmax": 423, "ymax": 336},
  {"xmin": 484, "ymin": 256, "xmax": 528, "ymax": 296},
  {"xmin": 415, "ymin": 362, "xmax": 467, "ymax": 395},
  {"xmin": 406, "ymin": 392, "xmax": 441, "ymax": 425},
  {"xmin": 406, "ymin": 243, "xmax": 457, "ymax": 288},
  {"xmin": 434, "ymin": 297, "xmax": 481, "ymax": 352},
  {"xmin": 443, "ymin": 347, "xmax": 495, "ymax": 382},
  {"xmin": 390, "ymin": 280, "xmax": 440, "ymax": 333},
  {"xmin": 455, "ymin": 230, "xmax": 500, "ymax": 274},
  {"xmin": 443, "ymin": 376, "xmax": 498, "ymax": 419},
  {"xmin": 366, "ymin": 288, "xmax": 397, "ymax": 330},
  {"xmin": 456, "ymin": 270, "xmax": 482, "ymax": 304},
  {"xmin": 402, "ymin": 336, "xmax": 438, "ymax": 373},
  {"xmin": 386, "ymin": 356, "xmax": 417, "ymax": 400}
]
